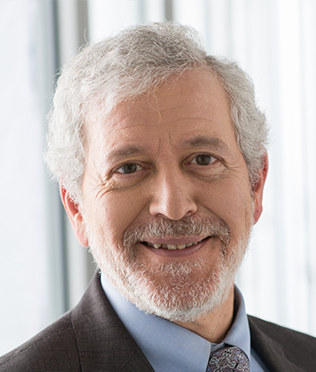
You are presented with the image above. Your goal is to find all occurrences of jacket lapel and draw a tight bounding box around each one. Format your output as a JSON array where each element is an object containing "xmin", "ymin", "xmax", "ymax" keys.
[
  {"xmin": 248, "ymin": 316, "xmax": 305, "ymax": 372},
  {"xmin": 71, "ymin": 273, "xmax": 154, "ymax": 372}
]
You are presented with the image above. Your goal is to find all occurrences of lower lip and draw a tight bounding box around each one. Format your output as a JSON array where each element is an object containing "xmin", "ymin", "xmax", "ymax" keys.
[{"xmin": 142, "ymin": 237, "xmax": 211, "ymax": 258}]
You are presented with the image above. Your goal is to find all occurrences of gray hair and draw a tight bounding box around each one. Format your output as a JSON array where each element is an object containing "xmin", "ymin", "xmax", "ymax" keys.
[{"xmin": 45, "ymin": 22, "xmax": 268, "ymax": 203}]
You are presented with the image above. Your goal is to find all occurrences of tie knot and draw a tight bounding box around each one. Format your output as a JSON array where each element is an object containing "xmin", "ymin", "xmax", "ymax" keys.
[{"xmin": 206, "ymin": 346, "xmax": 250, "ymax": 372}]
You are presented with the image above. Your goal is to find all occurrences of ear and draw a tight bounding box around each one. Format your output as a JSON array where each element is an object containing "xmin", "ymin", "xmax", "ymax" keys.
[
  {"xmin": 60, "ymin": 185, "xmax": 89, "ymax": 247},
  {"xmin": 252, "ymin": 153, "xmax": 268, "ymax": 225}
]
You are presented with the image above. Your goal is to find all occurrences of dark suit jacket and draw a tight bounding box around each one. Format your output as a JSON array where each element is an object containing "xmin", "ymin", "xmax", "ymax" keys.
[{"xmin": 1, "ymin": 273, "xmax": 315, "ymax": 371}]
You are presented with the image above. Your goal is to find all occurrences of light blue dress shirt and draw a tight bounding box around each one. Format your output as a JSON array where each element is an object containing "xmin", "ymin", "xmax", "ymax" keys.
[{"xmin": 101, "ymin": 273, "xmax": 268, "ymax": 372}]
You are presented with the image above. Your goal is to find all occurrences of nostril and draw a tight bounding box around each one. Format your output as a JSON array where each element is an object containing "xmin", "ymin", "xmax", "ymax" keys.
[{"xmin": 149, "ymin": 197, "xmax": 198, "ymax": 220}]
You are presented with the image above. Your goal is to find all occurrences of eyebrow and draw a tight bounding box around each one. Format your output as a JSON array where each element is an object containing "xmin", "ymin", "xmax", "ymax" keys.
[
  {"xmin": 104, "ymin": 146, "xmax": 147, "ymax": 164},
  {"xmin": 104, "ymin": 136, "xmax": 232, "ymax": 165},
  {"xmin": 181, "ymin": 136, "xmax": 232, "ymax": 155}
]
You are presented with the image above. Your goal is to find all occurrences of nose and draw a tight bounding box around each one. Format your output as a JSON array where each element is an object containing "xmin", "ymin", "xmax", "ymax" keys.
[{"xmin": 149, "ymin": 168, "xmax": 198, "ymax": 220}]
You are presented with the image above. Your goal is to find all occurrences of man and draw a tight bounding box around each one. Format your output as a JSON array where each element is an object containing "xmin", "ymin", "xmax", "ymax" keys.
[{"xmin": 1, "ymin": 22, "xmax": 315, "ymax": 372}]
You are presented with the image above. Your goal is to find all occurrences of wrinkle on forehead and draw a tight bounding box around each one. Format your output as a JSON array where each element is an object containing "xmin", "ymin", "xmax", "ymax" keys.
[
  {"xmin": 87, "ymin": 67, "xmax": 225, "ymax": 127},
  {"xmin": 84, "ymin": 68, "xmax": 235, "ymax": 159}
]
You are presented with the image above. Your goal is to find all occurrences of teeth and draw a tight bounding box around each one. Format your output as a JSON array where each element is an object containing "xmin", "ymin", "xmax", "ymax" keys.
[
  {"xmin": 145, "ymin": 240, "xmax": 201, "ymax": 250},
  {"xmin": 166, "ymin": 244, "xmax": 177, "ymax": 249}
]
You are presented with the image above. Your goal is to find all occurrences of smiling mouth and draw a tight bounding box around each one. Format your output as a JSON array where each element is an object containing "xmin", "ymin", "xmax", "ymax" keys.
[{"xmin": 141, "ymin": 237, "xmax": 209, "ymax": 250}]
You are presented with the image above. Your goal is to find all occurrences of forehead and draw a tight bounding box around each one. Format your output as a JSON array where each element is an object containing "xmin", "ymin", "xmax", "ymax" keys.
[{"xmin": 84, "ymin": 68, "xmax": 236, "ymax": 155}]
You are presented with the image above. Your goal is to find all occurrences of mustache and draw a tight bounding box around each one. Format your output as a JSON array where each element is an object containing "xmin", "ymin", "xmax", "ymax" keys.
[{"xmin": 122, "ymin": 215, "xmax": 230, "ymax": 247}]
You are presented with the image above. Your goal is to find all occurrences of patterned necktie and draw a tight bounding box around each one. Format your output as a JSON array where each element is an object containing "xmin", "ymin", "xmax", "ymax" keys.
[{"xmin": 206, "ymin": 346, "xmax": 250, "ymax": 372}]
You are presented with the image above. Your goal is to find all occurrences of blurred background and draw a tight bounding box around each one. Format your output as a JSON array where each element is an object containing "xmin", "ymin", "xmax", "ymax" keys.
[{"xmin": 1, "ymin": 0, "xmax": 315, "ymax": 355}]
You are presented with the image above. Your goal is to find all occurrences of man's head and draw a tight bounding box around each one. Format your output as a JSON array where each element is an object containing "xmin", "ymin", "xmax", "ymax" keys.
[{"xmin": 45, "ymin": 22, "xmax": 269, "ymax": 323}]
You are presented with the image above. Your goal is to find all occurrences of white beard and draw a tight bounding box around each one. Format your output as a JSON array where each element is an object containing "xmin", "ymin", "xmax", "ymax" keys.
[{"xmin": 86, "ymin": 215, "xmax": 251, "ymax": 323}]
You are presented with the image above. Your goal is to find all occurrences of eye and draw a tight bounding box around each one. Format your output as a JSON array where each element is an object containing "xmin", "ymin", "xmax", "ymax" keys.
[
  {"xmin": 117, "ymin": 163, "xmax": 142, "ymax": 174},
  {"xmin": 190, "ymin": 154, "xmax": 215, "ymax": 166}
]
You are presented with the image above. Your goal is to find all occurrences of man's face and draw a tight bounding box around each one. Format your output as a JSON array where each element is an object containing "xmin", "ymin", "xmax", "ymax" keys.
[{"xmin": 70, "ymin": 68, "xmax": 265, "ymax": 322}]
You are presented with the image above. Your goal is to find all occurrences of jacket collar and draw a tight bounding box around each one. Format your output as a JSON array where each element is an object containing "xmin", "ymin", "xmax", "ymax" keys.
[
  {"xmin": 248, "ymin": 315, "xmax": 305, "ymax": 372},
  {"xmin": 71, "ymin": 273, "xmax": 154, "ymax": 372}
]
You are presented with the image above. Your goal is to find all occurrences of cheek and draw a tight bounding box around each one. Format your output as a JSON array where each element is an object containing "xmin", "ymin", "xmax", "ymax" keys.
[
  {"xmin": 90, "ymin": 190, "xmax": 150, "ymax": 242},
  {"xmin": 201, "ymin": 178, "xmax": 253, "ymax": 229}
]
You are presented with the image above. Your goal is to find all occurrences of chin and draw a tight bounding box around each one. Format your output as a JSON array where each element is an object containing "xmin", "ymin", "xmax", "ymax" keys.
[
  {"xmin": 87, "ymin": 214, "xmax": 251, "ymax": 323},
  {"xmin": 91, "ymin": 234, "xmax": 249, "ymax": 323}
]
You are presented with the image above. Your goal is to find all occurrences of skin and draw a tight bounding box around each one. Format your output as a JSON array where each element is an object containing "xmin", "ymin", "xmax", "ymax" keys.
[{"xmin": 61, "ymin": 67, "xmax": 268, "ymax": 343}]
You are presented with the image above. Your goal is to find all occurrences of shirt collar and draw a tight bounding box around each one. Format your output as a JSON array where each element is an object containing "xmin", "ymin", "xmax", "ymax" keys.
[
  {"xmin": 212, "ymin": 286, "xmax": 250, "ymax": 359},
  {"xmin": 101, "ymin": 273, "xmax": 250, "ymax": 372}
]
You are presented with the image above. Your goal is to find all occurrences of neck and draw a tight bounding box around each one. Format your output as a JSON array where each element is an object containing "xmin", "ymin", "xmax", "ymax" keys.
[{"xmin": 174, "ymin": 285, "xmax": 235, "ymax": 343}]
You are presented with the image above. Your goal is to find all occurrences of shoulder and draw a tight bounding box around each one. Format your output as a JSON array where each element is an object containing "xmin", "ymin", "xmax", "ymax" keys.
[
  {"xmin": 0, "ymin": 310, "xmax": 81, "ymax": 372},
  {"xmin": 0, "ymin": 274, "xmax": 151, "ymax": 372},
  {"xmin": 248, "ymin": 314, "xmax": 316, "ymax": 346},
  {"xmin": 248, "ymin": 315, "xmax": 316, "ymax": 371}
]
